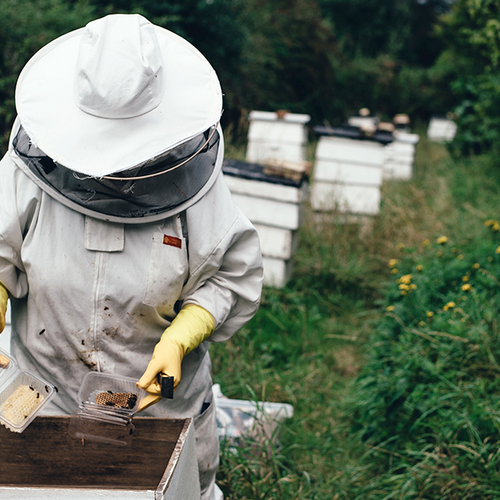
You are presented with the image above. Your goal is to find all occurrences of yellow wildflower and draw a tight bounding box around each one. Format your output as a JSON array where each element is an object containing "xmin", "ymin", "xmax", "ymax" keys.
[
  {"xmin": 462, "ymin": 276, "xmax": 469, "ymax": 282},
  {"xmin": 397, "ymin": 274, "xmax": 412, "ymax": 285},
  {"xmin": 416, "ymin": 265, "xmax": 423, "ymax": 272},
  {"xmin": 443, "ymin": 301, "xmax": 456, "ymax": 311},
  {"xmin": 418, "ymin": 321, "xmax": 426, "ymax": 327},
  {"xmin": 399, "ymin": 283, "xmax": 410, "ymax": 290},
  {"xmin": 388, "ymin": 259, "xmax": 398, "ymax": 268},
  {"xmin": 426, "ymin": 311, "xmax": 434, "ymax": 318},
  {"xmin": 410, "ymin": 284, "xmax": 417, "ymax": 290},
  {"xmin": 494, "ymin": 223, "xmax": 500, "ymax": 232},
  {"xmin": 462, "ymin": 283, "xmax": 472, "ymax": 292},
  {"xmin": 386, "ymin": 305, "xmax": 395, "ymax": 312},
  {"xmin": 401, "ymin": 291, "xmax": 407, "ymax": 296},
  {"xmin": 436, "ymin": 236, "xmax": 448, "ymax": 245},
  {"xmin": 391, "ymin": 268, "xmax": 399, "ymax": 274},
  {"xmin": 472, "ymin": 263, "xmax": 480, "ymax": 269},
  {"xmin": 496, "ymin": 246, "xmax": 500, "ymax": 254},
  {"xmin": 422, "ymin": 239, "xmax": 430, "ymax": 247},
  {"xmin": 457, "ymin": 254, "xmax": 463, "ymax": 260},
  {"xmin": 485, "ymin": 219, "xmax": 498, "ymax": 227},
  {"xmin": 397, "ymin": 243, "xmax": 405, "ymax": 251}
]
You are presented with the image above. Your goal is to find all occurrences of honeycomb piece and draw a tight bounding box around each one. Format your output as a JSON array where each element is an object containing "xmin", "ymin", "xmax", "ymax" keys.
[
  {"xmin": 0, "ymin": 354, "xmax": 10, "ymax": 369},
  {"xmin": 95, "ymin": 391, "xmax": 137, "ymax": 409},
  {"xmin": 1, "ymin": 384, "xmax": 44, "ymax": 426}
]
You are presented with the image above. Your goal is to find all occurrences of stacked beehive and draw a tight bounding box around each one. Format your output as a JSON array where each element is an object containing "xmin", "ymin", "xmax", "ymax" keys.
[
  {"xmin": 310, "ymin": 126, "xmax": 390, "ymax": 215},
  {"xmin": 223, "ymin": 159, "xmax": 308, "ymax": 288},
  {"xmin": 220, "ymin": 110, "xmax": 310, "ymax": 288},
  {"xmin": 246, "ymin": 110, "xmax": 310, "ymax": 164},
  {"xmin": 383, "ymin": 131, "xmax": 420, "ymax": 180},
  {"xmin": 427, "ymin": 115, "xmax": 457, "ymax": 142}
]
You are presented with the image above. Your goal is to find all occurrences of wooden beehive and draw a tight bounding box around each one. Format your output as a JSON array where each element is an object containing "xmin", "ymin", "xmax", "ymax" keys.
[
  {"xmin": 383, "ymin": 131, "xmax": 420, "ymax": 181},
  {"xmin": 0, "ymin": 416, "xmax": 199, "ymax": 499},
  {"xmin": 310, "ymin": 126, "xmax": 390, "ymax": 215},
  {"xmin": 223, "ymin": 159, "xmax": 308, "ymax": 288},
  {"xmin": 246, "ymin": 110, "xmax": 310, "ymax": 164},
  {"xmin": 427, "ymin": 116, "xmax": 457, "ymax": 142}
]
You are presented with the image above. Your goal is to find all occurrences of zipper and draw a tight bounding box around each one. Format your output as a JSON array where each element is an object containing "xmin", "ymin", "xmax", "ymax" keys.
[{"xmin": 91, "ymin": 251, "xmax": 106, "ymax": 372}]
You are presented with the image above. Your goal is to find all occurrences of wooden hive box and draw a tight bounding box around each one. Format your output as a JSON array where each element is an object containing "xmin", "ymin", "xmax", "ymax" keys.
[
  {"xmin": 246, "ymin": 110, "xmax": 310, "ymax": 164},
  {"xmin": 383, "ymin": 132, "xmax": 420, "ymax": 181},
  {"xmin": 223, "ymin": 159, "xmax": 308, "ymax": 288},
  {"xmin": 427, "ymin": 116, "xmax": 457, "ymax": 142},
  {"xmin": 310, "ymin": 126, "xmax": 391, "ymax": 215},
  {"xmin": 0, "ymin": 416, "xmax": 199, "ymax": 500}
]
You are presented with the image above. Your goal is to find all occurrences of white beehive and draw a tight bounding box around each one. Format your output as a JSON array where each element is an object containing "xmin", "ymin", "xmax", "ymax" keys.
[
  {"xmin": 310, "ymin": 129, "xmax": 386, "ymax": 215},
  {"xmin": 383, "ymin": 131, "xmax": 420, "ymax": 180},
  {"xmin": 223, "ymin": 160, "xmax": 308, "ymax": 288},
  {"xmin": 246, "ymin": 110, "xmax": 310, "ymax": 164},
  {"xmin": 427, "ymin": 116, "xmax": 457, "ymax": 142},
  {"xmin": 347, "ymin": 115, "xmax": 378, "ymax": 130}
]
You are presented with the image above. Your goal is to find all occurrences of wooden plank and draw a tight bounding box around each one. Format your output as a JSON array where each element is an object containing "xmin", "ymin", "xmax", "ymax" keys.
[
  {"xmin": 246, "ymin": 140, "xmax": 306, "ymax": 164},
  {"xmin": 224, "ymin": 174, "xmax": 307, "ymax": 204},
  {"xmin": 262, "ymin": 257, "xmax": 293, "ymax": 288},
  {"xmin": 230, "ymin": 193, "xmax": 303, "ymax": 230},
  {"xmin": 313, "ymin": 158, "xmax": 383, "ymax": 186},
  {"xmin": 247, "ymin": 120, "xmax": 307, "ymax": 143},
  {"xmin": 248, "ymin": 110, "xmax": 310, "ymax": 124},
  {"xmin": 0, "ymin": 416, "xmax": 185, "ymax": 490},
  {"xmin": 253, "ymin": 224, "xmax": 298, "ymax": 260},
  {"xmin": 315, "ymin": 136, "xmax": 384, "ymax": 166},
  {"xmin": 310, "ymin": 182, "xmax": 381, "ymax": 215}
]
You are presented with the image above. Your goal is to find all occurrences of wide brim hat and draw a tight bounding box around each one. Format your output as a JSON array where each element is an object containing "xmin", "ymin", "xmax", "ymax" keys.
[{"xmin": 15, "ymin": 14, "xmax": 223, "ymax": 177}]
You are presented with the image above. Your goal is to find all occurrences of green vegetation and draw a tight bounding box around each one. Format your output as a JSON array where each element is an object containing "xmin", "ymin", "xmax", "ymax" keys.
[
  {"xmin": 212, "ymin": 133, "xmax": 500, "ymax": 498},
  {"xmin": 3, "ymin": 0, "xmax": 498, "ymax": 150},
  {"xmin": 0, "ymin": 1, "xmax": 499, "ymax": 497}
]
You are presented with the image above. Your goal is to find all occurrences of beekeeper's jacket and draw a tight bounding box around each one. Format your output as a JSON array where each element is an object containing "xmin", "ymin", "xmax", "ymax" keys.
[{"xmin": 0, "ymin": 145, "xmax": 263, "ymax": 419}]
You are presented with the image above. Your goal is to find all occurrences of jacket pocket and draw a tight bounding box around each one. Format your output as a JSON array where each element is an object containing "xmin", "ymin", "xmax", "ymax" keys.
[{"xmin": 143, "ymin": 229, "xmax": 188, "ymax": 316}]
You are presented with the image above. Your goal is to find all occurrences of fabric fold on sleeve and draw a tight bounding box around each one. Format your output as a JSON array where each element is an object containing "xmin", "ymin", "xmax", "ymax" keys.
[{"xmin": 0, "ymin": 151, "xmax": 42, "ymax": 298}]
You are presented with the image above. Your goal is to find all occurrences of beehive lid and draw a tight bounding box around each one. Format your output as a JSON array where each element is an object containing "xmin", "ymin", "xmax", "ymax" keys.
[
  {"xmin": 313, "ymin": 125, "xmax": 393, "ymax": 145},
  {"xmin": 223, "ymin": 159, "xmax": 305, "ymax": 188}
]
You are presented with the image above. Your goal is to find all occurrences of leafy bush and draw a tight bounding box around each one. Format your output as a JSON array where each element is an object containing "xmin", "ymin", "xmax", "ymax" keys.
[
  {"xmin": 348, "ymin": 223, "xmax": 500, "ymax": 498},
  {"xmin": 438, "ymin": 0, "xmax": 500, "ymax": 156},
  {"xmin": 0, "ymin": 0, "xmax": 95, "ymax": 151}
]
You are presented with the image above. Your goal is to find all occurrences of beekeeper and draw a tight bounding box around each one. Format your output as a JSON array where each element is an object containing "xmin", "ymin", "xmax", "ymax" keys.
[{"xmin": 0, "ymin": 13, "xmax": 263, "ymax": 500}]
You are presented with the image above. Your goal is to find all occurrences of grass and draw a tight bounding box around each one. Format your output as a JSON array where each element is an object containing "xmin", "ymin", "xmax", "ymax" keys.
[{"xmin": 211, "ymin": 127, "xmax": 500, "ymax": 499}]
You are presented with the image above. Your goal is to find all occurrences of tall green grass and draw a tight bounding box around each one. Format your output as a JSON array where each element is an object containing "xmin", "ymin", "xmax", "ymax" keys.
[{"xmin": 211, "ymin": 130, "xmax": 500, "ymax": 499}]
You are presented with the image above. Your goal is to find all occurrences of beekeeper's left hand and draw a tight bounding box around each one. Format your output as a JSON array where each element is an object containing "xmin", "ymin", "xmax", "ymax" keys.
[
  {"xmin": 0, "ymin": 282, "xmax": 8, "ymax": 334},
  {"xmin": 136, "ymin": 304, "xmax": 214, "ymax": 411}
]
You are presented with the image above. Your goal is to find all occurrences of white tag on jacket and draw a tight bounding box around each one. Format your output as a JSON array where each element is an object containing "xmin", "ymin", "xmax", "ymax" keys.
[{"xmin": 85, "ymin": 216, "xmax": 124, "ymax": 252}]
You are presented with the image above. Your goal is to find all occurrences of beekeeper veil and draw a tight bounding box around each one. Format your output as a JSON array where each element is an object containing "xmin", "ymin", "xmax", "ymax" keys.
[{"xmin": 11, "ymin": 14, "xmax": 224, "ymax": 223}]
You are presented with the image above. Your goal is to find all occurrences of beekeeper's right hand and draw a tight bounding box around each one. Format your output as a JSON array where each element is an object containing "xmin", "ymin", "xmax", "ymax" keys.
[{"xmin": 0, "ymin": 282, "xmax": 8, "ymax": 334}]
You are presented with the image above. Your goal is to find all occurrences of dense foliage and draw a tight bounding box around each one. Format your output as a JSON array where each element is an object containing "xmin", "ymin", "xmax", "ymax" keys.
[
  {"xmin": 0, "ymin": 0, "xmax": 479, "ymax": 152},
  {"xmin": 438, "ymin": 0, "xmax": 500, "ymax": 156},
  {"xmin": 1, "ymin": 0, "xmax": 498, "ymax": 152},
  {"xmin": 347, "ymin": 224, "xmax": 500, "ymax": 498}
]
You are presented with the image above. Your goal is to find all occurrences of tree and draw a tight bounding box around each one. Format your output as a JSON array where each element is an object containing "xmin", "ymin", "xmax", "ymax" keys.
[{"xmin": 438, "ymin": 0, "xmax": 500, "ymax": 155}]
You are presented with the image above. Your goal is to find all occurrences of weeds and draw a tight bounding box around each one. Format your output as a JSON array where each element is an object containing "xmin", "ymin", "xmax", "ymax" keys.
[{"xmin": 212, "ymin": 130, "xmax": 500, "ymax": 498}]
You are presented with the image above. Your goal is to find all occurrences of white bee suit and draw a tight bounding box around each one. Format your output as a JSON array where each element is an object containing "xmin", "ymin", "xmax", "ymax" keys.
[{"xmin": 0, "ymin": 141, "xmax": 263, "ymax": 499}]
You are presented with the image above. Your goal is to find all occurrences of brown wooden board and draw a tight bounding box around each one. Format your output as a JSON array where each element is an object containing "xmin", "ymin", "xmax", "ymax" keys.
[{"xmin": 0, "ymin": 416, "xmax": 186, "ymax": 490}]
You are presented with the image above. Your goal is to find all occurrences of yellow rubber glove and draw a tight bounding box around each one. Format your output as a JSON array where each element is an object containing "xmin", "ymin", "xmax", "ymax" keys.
[
  {"xmin": 0, "ymin": 282, "xmax": 8, "ymax": 334},
  {"xmin": 136, "ymin": 304, "xmax": 214, "ymax": 412}
]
